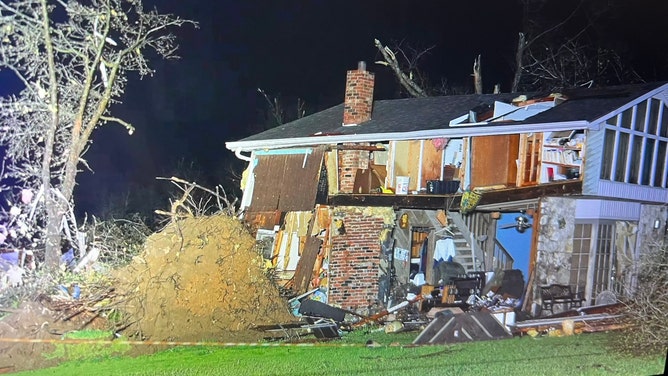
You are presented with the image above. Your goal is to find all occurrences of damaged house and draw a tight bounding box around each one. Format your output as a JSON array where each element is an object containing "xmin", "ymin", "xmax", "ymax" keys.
[{"xmin": 225, "ymin": 62, "xmax": 668, "ymax": 316}]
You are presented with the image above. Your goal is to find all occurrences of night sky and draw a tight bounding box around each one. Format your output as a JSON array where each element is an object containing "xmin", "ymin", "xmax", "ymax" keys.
[{"xmin": 3, "ymin": 1, "xmax": 668, "ymax": 217}]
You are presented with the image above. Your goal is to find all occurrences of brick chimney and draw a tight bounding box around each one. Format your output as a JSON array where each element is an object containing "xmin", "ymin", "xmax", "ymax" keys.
[{"xmin": 343, "ymin": 61, "xmax": 374, "ymax": 126}]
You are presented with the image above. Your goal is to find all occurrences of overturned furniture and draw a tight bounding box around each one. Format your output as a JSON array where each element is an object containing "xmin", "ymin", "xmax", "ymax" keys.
[
  {"xmin": 413, "ymin": 310, "xmax": 512, "ymax": 345},
  {"xmin": 256, "ymin": 299, "xmax": 348, "ymax": 340}
]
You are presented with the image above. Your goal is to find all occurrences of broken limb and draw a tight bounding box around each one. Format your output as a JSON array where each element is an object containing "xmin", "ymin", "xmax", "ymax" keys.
[
  {"xmin": 374, "ymin": 39, "xmax": 428, "ymax": 98},
  {"xmin": 352, "ymin": 294, "xmax": 424, "ymax": 328}
]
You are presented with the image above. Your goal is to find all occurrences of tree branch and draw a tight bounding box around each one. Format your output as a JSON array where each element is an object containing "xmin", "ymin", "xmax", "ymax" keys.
[
  {"xmin": 523, "ymin": 0, "xmax": 585, "ymax": 51},
  {"xmin": 100, "ymin": 115, "xmax": 134, "ymax": 134},
  {"xmin": 374, "ymin": 38, "xmax": 427, "ymax": 97}
]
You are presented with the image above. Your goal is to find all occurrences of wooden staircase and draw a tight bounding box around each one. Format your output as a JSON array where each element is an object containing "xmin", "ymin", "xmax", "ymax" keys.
[
  {"xmin": 421, "ymin": 211, "xmax": 485, "ymax": 273},
  {"xmin": 446, "ymin": 211, "xmax": 485, "ymax": 273}
]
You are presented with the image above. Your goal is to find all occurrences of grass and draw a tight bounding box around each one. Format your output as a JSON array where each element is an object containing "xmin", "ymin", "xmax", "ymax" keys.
[
  {"xmin": 17, "ymin": 331, "xmax": 666, "ymax": 376},
  {"xmin": 43, "ymin": 330, "xmax": 131, "ymax": 361}
]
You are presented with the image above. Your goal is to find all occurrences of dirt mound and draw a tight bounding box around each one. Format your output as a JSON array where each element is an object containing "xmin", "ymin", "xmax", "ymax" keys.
[{"xmin": 115, "ymin": 214, "xmax": 293, "ymax": 342}]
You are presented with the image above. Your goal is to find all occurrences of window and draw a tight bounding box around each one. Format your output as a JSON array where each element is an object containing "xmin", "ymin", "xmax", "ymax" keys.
[
  {"xmin": 570, "ymin": 221, "xmax": 622, "ymax": 304},
  {"xmin": 600, "ymin": 97, "xmax": 668, "ymax": 187},
  {"xmin": 658, "ymin": 141, "xmax": 668, "ymax": 187},
  {"xmin": 600, "ymin": 130, "xmax": 615, "ymax": 180},
  {"xmin": 648, "ymin": 98, "xmax": 661, "ymax": 135},
  {"xmin": 642, "ymin": 138, "xmax": 655, "ymax": 185},
  {"xmin": 569, "ymin": 223, "xmax": 591, "ymax": 297},
  {"xmin": 591, "ymin": 223, "xmax": 615, "ymax": 297},
  {"xmin": 616, "ymin": 132, "xmax": 630, "ymax": 181},
  {"xmin": 628, "ymin": 135, "xmax": 642, "ymax": 183}
]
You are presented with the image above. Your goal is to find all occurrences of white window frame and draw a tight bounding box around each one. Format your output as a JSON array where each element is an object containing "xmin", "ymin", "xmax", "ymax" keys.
[
  {"xmin": 601, "ymin": 97, "xmax": 668, "ymax": 188},
  {"xmin": 572, "ymin": 220, "xmax": 618, "ymax": 305}
]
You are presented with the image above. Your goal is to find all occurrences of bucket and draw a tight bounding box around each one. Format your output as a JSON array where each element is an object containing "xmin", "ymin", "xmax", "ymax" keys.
[
  {"xmin": 562, "ymin": 319, "xmax": 575, "ymax": 336},
  {"xmin": 396, "ymin": 176, "xmax": 409, "ymax": 195}
]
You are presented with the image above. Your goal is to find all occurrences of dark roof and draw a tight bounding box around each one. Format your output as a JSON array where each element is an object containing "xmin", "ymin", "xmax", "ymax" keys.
[
  {"xmin": 523, "ymin": 82, "xmax": 666, "ymax": 124},
  {"xmin": 234, "ymin": 82, "xmax": 666, "ymax": 143}
]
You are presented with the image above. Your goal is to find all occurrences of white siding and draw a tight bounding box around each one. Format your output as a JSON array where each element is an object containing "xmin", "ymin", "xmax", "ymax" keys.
[
  {"xmin": 582, "ymin": 126, "xmax": 606, "ymax": 195},
  {"xmin": 575, "ymin": 199, "xmax": 641, "ymax": 221},
  {"xmin": 596, "ymin": 180, "xmax": 668, "ymax": 203}
]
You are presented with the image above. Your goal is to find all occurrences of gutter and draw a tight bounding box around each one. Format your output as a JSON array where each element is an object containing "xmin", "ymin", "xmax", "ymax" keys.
[
  {"xmin": 235, "ymin": 148, "xmax": 252, "ymax": 162},
  {"xmin": 226, "ymin": 120, "xmax": 589, "ymax": 156}
]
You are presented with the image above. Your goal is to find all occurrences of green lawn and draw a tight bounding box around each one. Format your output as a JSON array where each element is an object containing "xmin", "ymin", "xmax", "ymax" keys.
[{"xmin": 17, "ymin": 332, "xmax": 665, "ymax": 376}]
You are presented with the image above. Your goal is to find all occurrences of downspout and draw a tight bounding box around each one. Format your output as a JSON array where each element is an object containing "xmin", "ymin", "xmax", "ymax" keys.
[
  {"xmin": 389, "ymin": 141, "xmax": 397, "ymax": 189},
  {"xmin": 465, "ymin": 137, "xmax": 472, "ymax": 190},
  {"xmin": 440, "ymin": 147, "xmax": 444, "ymax": 180},
  {"xmin": 234, "ymin": 148, "xmax": 253, "ymax": 215}
]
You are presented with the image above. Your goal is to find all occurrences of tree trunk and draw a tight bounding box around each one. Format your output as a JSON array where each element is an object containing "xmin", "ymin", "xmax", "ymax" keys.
[
  {"xmin": 44, "ymin": 197, "xmax": 64, "ymax": 268},
  {"xmin": 511, "ymin": 32, "xmax": 526, "ymax": 93},
  {"xmin": 473, "ymin": 55, "xmax": 483, "ymax": 94},
  {"xmin": 40, "ymin": 0, "xmax": 62, "ymax": 271}
]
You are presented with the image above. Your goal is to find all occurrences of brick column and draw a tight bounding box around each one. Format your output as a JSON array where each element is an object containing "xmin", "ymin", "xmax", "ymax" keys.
[{"xmin": 328, "ymin": 207, "xmax": 385, "ymax": 312}]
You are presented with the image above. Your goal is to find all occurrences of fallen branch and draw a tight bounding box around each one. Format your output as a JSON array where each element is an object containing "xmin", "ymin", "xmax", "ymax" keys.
[
  {"xmin": 374, "ymin": 39, "xmax": 428, "ymax": 98},
  {"xmin": 155, "ymin": 176, "xmax": 239, "ymax": 218},
  {"xmin": 352, "ymin": 294, "xmax": 424, "ymax": 327}
]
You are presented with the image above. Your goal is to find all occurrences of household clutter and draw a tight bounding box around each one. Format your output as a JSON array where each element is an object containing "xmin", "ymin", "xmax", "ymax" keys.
[{"xmin": 265, "ymin": 265, "xmax": 623, "ymax": 344}]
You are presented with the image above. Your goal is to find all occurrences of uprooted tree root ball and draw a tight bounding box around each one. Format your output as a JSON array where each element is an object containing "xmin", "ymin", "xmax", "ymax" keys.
[{"xmin": 114, "ymin": 214, "xmax": 293, "ymax": 342}]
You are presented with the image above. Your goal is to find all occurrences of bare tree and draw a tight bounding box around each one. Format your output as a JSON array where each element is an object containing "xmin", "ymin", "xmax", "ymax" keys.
[
  {"xmin": 0, "ymin": 0, "xmax": 196, "ymax": 270},
  {"xmin": 522, "ymin": 40, "xmax": 642, "ymax": 91},
  {"xmin": 256, "ymin": 88, "xmax": 306, "ymax": 129},
  {"xmin": 374, "ymin": 38, "xmax": 475, "ymax": 97},
  {"xmin": 511, "ymin": 0, "xmax": 640, "ymax": 92},
  {"xmin": 511, "ymin": 0, "xmax": 586, "ymax": 92}
]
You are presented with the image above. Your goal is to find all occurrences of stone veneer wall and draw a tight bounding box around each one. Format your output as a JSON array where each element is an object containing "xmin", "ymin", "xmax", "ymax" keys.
[{"xmin": 534, "ymin": 197, "xmax": 577, "ymax": 308}]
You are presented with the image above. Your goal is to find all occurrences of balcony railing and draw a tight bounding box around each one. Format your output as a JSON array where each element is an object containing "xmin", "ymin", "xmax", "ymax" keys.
[{"xmin": 492, "ymin": 238, "xmax": 514, "ymax": 271}]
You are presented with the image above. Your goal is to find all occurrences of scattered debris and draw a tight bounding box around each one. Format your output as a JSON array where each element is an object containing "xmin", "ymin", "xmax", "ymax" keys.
[
  {"xmin": 384, "ymin": 320, "xmax": 404, "ymax": 334},
  {"xmin": 511, "ymin": 303, "xmax": 628, "ymax": 336}
]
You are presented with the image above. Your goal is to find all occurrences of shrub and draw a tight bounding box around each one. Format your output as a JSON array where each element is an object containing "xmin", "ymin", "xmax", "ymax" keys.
[{"xmin": 616, "ymin": 243, "xmax": 668, "ymax": 356}]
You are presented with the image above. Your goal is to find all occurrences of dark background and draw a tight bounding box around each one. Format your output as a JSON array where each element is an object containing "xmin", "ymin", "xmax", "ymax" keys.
[{"xmin": 3, "ymin": 1, "xmax": 667, "ymax": 217}]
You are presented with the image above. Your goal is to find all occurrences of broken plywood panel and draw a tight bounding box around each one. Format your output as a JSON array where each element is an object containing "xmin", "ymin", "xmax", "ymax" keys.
[
  {"xmin": 293, "ymin": 237, "xmax": 323, "ymax": 293},
  {"xmin": 413, "ymin": 311, "xmax": 511, "ymax": 345},
  {"xmin": 392, "ymin": 140, "xmax": 443, "ymax": 191},
  {"xmin": 326, "ymin": 151, "xmax": 339, "ymax": 195},
  {"xmin": 470, "ymin": 135, "xmax": 520, "ymax": 188},
  {"xmin": 250, "ymin": 147, "xmax": 325, "ymax": 212},
  {"xmin": 421, "ymin": 140, "xmax": 443, "ymax": 187},
  {"xmin": 245, "ymin": 211, "xmax": 282, "ymax": 231},
  {"xmin": 272, "ymin": 211, "xmax": 312, "ymax": 272}
]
